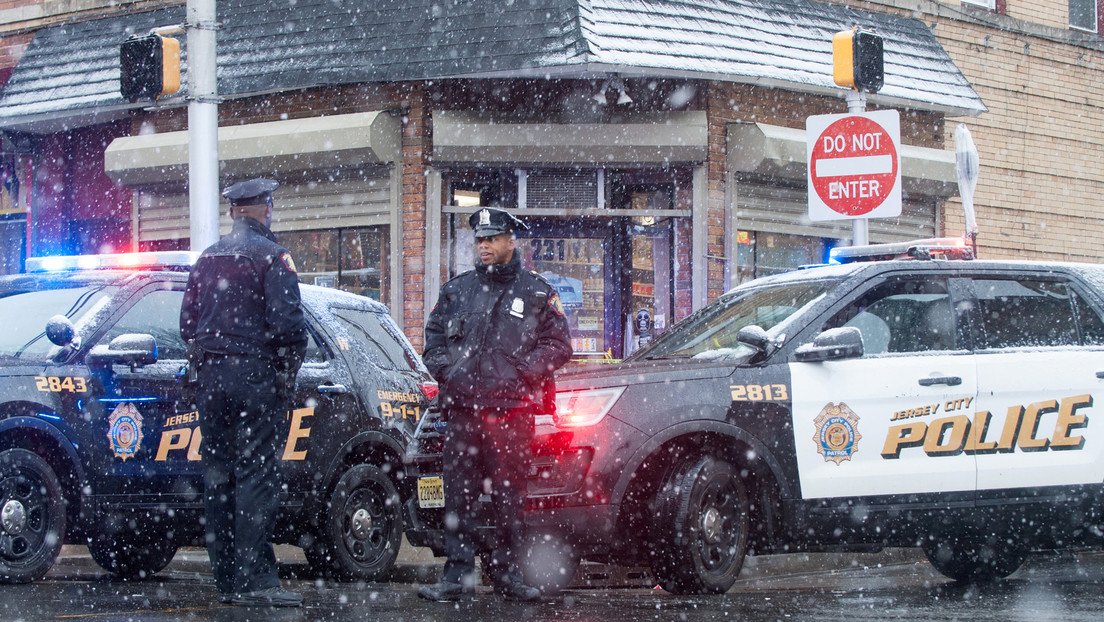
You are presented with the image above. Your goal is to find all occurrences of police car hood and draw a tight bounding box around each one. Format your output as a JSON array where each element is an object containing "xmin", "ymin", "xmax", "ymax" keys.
[{"xmin": 556, "ymin": 357, "xmax": 738, "ymax": 391}]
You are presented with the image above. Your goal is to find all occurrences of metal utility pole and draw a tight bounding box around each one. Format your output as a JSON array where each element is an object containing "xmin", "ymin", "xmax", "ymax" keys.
[
  {"xmin": 187, "ymin": 0, "xmax": 219, "ymax": 251},
  {"xmin": 846, "ymin": 91, "xmax": 869, "ymax": 246}
]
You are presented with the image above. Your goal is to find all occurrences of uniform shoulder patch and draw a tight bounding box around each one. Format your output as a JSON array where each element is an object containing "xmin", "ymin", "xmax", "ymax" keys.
[
  {"xmin": 279, "ymin": 252, "xmax": 297, "ymax": 273},
  {"xmin": 548, "ymin": 292, "xmax": 566, "ymax": 317}
]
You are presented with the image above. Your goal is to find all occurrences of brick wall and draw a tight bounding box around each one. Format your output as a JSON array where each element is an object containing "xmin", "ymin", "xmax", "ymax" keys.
[{"xmin": 1005, "ymin": 1, "xmax": 1069, "ymax": 30}]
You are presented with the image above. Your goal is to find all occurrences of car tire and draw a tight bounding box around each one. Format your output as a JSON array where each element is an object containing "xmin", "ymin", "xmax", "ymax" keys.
[
  {"xmin": 87, "ymin": 531, "xmax": 178, "ymax": 579},
  {"xmin": 0, "ymin": 449, "xmax": 66, "ymax": 584},
  {"xmin": 648, "ymin": 455, "xmax": 749, "ymax": 595},
  {"xmin": 306, "ymin": 464, "xmax": 402, "ymax": 581},
  {"xmin": 921, "ymin": 534, "xmax": 1025, "ymax": 583}
]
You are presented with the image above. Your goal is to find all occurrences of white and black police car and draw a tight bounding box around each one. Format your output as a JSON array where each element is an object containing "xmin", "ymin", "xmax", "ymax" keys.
[
  {"xmin": 0, "ymin": 252, "xmax": 437, "ymax": 583},
  {"xmin": 405, "ymin": 238, "xmax": 1104, "ymax": 594}
]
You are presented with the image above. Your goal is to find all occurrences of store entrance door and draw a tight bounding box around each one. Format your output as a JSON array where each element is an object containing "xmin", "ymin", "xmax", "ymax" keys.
[{"xmin": 517, "ymin": 218, "xmax": 674, "ymax": 360}]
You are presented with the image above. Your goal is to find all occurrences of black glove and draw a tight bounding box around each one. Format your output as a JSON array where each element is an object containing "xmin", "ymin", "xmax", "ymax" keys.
[
  {"xmin": 275, "ymin": 351, "xmax": 303, "ymax": 406},
  {"xmin": 183, "ymin": 341, "xmax": 203, "ymax": 385}
]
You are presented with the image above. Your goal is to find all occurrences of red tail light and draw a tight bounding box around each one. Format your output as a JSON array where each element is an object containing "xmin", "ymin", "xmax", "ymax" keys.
[{"xmin": 420, "ymin": 381, "xmax": 440, "ymax": 401}]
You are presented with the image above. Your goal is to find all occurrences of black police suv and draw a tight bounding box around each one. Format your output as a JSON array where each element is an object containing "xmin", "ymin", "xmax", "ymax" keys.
[
  {"xmin": 406, "ymin": 238, "xmax": 1104, "ymax": 593},
  {"xmin": 0, "ymin": 252, "xmax": 437, "ymax": 583}
]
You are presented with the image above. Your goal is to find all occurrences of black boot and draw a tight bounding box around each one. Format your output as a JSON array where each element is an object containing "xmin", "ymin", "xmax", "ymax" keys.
[
  {"xmin": 495, "ymin": 581, "xmax": 541, "ymax": 602},
  {"xmin": 417, "ymin": 581, "xmax": 471, "ymax": 602}
]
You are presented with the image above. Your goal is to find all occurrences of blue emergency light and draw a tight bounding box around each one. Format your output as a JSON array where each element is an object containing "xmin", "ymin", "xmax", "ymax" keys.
[{"xmin": 25, "ymin": 251, "xmax": 199, "ymax": 273}]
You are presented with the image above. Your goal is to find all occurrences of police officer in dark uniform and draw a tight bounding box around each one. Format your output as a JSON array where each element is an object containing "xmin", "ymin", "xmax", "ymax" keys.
[
  {"xmin": 418, "ymin": 207, "xmax": 572, "ymax": 602},
  {"xmin": 180, "ymin": 178, "xmax": 308, "ymax": 608}
]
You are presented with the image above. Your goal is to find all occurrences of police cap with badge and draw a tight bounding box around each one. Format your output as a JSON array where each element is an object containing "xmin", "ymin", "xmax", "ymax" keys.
[
  {"xmin": 223, "ymin": 178, "xmax": 279, "ymax": 207},
  {"xmin": 470, "ymin": 207, "xmax": 529, "ymax": 238}
]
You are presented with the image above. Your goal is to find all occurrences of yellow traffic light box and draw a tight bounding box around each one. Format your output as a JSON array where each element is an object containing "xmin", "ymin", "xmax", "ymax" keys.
[
  {"xmin": 833, "ymin": 29, "xmax": 883, "ymax": 94},
  {"xmin": 119, "ymin": 34, "xmax": 181, "ymax": 102}
]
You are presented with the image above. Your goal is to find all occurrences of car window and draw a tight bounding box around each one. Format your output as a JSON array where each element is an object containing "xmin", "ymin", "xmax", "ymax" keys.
[
  {"xmin": 968, "ymin": 278, "xmax": 1079, "ymax": 349},
  {"xmin": 635, "ymin": 280, "xmax": 835, "ymax": 360},
  {"xmin": 825, "ymin": 277, "xmax": 955, "ymax": 354},
  {"xmin": 333, "ymin": 308, "xmax": 419, "ymax": 371},
  {"xmin": 100, "ymin": 288, "xmax": 187, "ymax": 360},
  {"xmin": 302, "ymin": 326, "xmax": 327, "ymax": 363},
  {"xmin": 0, "ymin": 284, "xmax": 117, "ymax": 360},
  {"xmin": 1074, "ymin": 292, "xmax": 1104, "ymax": 345}
]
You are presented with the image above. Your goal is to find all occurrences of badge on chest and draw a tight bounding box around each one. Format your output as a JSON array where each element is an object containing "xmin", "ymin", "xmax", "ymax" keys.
[{"xmin": 510, "ymin": 297, "xmax": 525, "ymax": 318}]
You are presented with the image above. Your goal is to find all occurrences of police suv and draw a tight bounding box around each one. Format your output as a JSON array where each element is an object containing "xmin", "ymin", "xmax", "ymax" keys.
[
  {"xmin": 406, "ymin": 238, "xmax": 1104, "ymax": 594},
  {"xmin": 0, "ymin": 252, "xmax": 437, "ymax": 583}
]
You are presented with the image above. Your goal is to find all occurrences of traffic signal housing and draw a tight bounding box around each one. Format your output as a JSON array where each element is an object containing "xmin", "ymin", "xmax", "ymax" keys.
[
  {"xmin": 119, "ymin": 34, "xmax": 180, "ymax": 102},
  {"xmin": 833, "ymin": 29, "xmax": 883, "ymax": 93}
]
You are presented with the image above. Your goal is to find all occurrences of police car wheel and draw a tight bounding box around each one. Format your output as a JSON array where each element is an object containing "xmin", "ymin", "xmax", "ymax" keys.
[
  {"xmin": 307, "ymin": 464, "xmax": 402, "ymax": 581},
  {"xmin": 87, "ymin": 531, "xmax": 178, "ymax": 580},
  {"xmin": 648, "ymin": 456, "xmax": 749, "ymax": 595},
  {"xmin": 921, "ymin": 533, "xmax": 1026, "ymax": 583},
  {"xmin": 0, "ymin": 449, "xmax": 66, "ymax": 584}
]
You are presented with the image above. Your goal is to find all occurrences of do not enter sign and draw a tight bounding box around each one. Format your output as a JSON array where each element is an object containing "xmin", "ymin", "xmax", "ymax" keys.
[{"xmin": 806, "ymin": 109, "xmax": 901, "ymax": 221}]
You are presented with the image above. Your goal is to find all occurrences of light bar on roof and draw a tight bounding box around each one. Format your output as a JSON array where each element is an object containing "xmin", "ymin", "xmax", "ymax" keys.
[
  {"xmin": 25, "ymin": 251, "xmax": 199, "ymax": 273},
  {"xmin": 830, "ymin": 237, "xmax": 973, "ymax": 264}
]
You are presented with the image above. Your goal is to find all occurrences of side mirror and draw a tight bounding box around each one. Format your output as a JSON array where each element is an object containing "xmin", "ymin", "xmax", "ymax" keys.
[
  {"xmin": 736, "ymin": 325, "xmax": 773, "ymax": 355},
  {"xmin": 45, "ymin": 315, "xmax": 76, "ymax": 347},
  {"xmin": 88, "ymin": 333, "xmax": 159, "ymax": 368},
  {"xmin": 794, "ymin": 327, "xmax": 864, "ymax": 362}
]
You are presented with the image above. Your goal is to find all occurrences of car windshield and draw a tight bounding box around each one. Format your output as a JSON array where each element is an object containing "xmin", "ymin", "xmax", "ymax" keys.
[
  {"xmin": 631, "ymin": 280, "xmax": 836, "ymax": 361},
  {"xmin": 0, "ymin": 283, "xmax": 117, "ymax": 361}
]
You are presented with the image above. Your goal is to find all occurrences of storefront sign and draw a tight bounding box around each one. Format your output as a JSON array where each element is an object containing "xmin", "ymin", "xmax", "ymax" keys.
[{"xmin": 806, "ymin": 110, "xmax": 901, "ymax": 221}]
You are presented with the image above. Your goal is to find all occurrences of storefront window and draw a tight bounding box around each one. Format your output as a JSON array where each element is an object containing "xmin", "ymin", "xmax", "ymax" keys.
[
  {"xmin": 0, "ymin": 216, "xmax": 24, "ymax": 275},
  {"xmin": 736, "ymin": 231, "xmax": 834, "ymax": 284},
  {"xmin": 281, "ymin": 226, "xmax": 389, "ymax": 303},
  {"xmin": 442, "ymin": 166, "xmax": 690, "ymax": 360}
]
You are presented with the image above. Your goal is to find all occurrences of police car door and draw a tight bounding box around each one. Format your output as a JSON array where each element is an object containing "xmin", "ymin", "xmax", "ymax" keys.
[
  {"xmin": 789, "ymin": 273, "xmax": 978, "ymax": 505},
  {"xmin": 86, "ymin": 280, "xmax": 197, "ymax": 495},
  {"xmin": 965, "ymin": 272, "xmax": 1104, "ymax": 497}
]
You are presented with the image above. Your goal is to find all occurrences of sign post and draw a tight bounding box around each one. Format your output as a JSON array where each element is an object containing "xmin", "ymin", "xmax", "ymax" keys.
[{"xmin": 806, "ymin": 109, "xmax": 902, "ymax": 235}]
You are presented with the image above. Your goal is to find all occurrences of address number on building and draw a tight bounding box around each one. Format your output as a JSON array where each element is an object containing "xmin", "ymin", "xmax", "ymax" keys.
[{"xmin": 417, "ymin": 476, "xmax": 445, "ymax": 509}]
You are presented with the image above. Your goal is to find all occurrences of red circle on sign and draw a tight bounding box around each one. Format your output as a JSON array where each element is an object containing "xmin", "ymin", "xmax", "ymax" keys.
[{"xmin": 810, "ymin": 116, "xmax": 898, "ymax": 216}]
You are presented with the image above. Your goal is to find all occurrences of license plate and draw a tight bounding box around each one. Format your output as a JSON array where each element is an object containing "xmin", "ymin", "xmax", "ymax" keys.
[{"xmin": 417, "ymin": 476, "xmax": 445, "ymax": 509}]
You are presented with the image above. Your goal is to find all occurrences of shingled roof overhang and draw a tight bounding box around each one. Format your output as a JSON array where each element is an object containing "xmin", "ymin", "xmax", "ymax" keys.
[{"xmin": 0, "ymin": 0, "xmax": 984, "ymax": 133}]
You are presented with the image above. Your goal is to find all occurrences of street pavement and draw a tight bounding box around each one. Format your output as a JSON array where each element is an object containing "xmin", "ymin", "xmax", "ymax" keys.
[{"xmin": 2, "ymin": 543, "xmax": 1104, "ymax": 621}]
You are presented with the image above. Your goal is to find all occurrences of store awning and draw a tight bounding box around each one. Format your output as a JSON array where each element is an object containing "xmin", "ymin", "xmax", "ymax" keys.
[
  {"xmin": 727, "ymin": 122, "xmax": 957, "ymax": 196},
  {"xmin": 104, "ymin": 111, "xmax": 400, "ymax": 186},
  {"xmin": 433, "ymin": 110, "xmax": 707, "ymax": 164}
]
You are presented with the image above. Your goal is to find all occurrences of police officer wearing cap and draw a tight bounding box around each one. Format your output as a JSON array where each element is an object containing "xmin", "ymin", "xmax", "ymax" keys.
[
  {"xmin": 419, "ymin": 207, "xmax": 572, "ymax": 602},
  {"xmin": 180, "ymin": 178, "xmax": 307, "ymax": 607}
]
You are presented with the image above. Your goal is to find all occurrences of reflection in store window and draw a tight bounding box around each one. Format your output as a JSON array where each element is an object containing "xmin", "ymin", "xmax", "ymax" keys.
[
  {"xmin": 281, "ymin": 226, "xmax": 389, "ymax": 304},
  {"xmin": 518, "ymin": 236, "xmax": 606, "ymax": 356}
]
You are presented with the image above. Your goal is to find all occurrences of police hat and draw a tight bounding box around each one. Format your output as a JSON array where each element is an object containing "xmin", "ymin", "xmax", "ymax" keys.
[
  {"xmin": 222, "ymin": 178, "xmax": 279, "ymax": 206},
  {"xmin": 469, "ymin": 207, "xmax": 528, "ymax": 238}
]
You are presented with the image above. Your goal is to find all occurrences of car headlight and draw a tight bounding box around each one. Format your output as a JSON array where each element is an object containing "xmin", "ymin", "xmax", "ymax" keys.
[{"xmin": 553, "ymin": 386, "xmax": 626, "ymax": 428}]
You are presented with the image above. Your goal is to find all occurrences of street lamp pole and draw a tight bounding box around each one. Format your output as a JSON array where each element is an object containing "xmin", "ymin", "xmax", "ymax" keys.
[
  {"xmin": 186, "ymin": 0, "xmax": 219, "ymax": 251},
  {"xmin": 846, "ymin": 90, "xmax": 869, "ymax": 246}
]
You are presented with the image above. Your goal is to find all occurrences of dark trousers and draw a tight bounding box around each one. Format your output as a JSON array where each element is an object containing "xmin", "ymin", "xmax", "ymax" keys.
[
  {"xmin": 197, "ymin": 355, "xmax": 282, "ymax": 595},
  {"xmin": 441, "ymin": 406, "xmax": 534, "ymax": 586}
]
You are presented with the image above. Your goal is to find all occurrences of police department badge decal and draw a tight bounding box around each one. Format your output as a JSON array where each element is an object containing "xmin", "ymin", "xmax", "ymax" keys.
[
  {"xmin": 107, "ymin": 403, "xmax": 144, "ymax": 461},
  {"xmin": 812, "ymin": 402, "xmax": 861, "ymax": 465}
]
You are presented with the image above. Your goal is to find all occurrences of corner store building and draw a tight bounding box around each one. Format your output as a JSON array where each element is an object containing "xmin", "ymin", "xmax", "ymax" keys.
[{"xmin": 0, "ymin": 0, "xmax": 984, "ymax": 353}]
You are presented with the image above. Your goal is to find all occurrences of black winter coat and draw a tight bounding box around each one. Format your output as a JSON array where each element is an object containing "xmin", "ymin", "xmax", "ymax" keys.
[
  {"xmin": 424, "ymin": 251, "xmax": 572, "ymax": 411},
  {"xmin": 180, "ymin": 217, "xmax": 308, "ymax": 365}
]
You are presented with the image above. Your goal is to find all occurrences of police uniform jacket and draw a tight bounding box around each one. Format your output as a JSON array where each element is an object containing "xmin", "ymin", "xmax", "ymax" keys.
[
  {"xmin": 180, "ymin": 217, "xmax": 308, "ymax": 364},
  {"xmin": 424, "ymin": 250, "xmax": 572, "ymax": 411}
]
